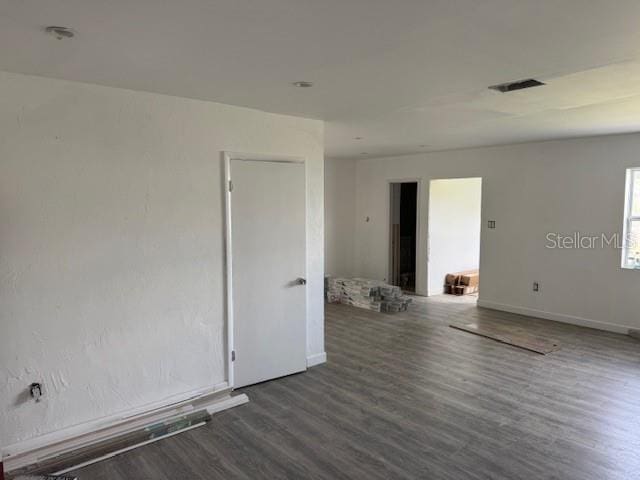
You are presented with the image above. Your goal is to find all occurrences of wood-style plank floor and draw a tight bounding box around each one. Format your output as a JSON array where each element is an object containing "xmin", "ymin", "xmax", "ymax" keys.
[{"xmin": 73, "ymin": 296, "xmax": 640, "ymax": 479}]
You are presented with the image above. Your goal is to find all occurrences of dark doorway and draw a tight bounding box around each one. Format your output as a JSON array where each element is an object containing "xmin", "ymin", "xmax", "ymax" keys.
[{"xmin": 389, "ymin": 182, "xmax": 417, "ymax": 292}]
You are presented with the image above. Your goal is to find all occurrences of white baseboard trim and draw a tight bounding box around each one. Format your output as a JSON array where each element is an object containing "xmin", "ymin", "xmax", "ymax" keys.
[
  {"xmin": 2, "ymin": 382, "xmax": 246, "ymax": 474},
  {"xmin": 477, "ymin": 299, "xmax": 630, "ymax": 334},
  {"xmin": 206, "ymin": 393, "xmax": 249, "ymax": 415},
  {"xmin": 306, "ymin": 352, "xmax": 327, "ymax": 367}
]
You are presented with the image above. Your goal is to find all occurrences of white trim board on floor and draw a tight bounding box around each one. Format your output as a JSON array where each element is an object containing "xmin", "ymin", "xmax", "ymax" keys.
[
  {"xmin": 2, "ymin": 382, "xmax": 248, "ymax": 474},
  {"xmin": 477, "ymin": 299, "xmax": 630, "ymax": 334},
  {"xmin": 53, "ymin": 422, "xmax": 208, "ymax": 476},
  {"xmin": 52, "ymin": 394, "xmax": 249, "ymax": 477}
]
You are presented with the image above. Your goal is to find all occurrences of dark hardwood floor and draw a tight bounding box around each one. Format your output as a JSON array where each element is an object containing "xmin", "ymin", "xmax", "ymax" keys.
[{"xmin": 73, "ymin": 296, "xmax": 640, "ymax": 479}]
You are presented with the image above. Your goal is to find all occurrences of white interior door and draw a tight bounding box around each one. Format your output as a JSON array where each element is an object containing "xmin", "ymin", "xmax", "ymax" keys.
[{"xmin": 229, "ymin": 158, "xmax": 307, "ymax": 388}]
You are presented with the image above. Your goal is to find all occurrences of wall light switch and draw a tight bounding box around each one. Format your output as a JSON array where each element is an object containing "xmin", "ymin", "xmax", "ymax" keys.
[{"xmin": 488, "ymin": 220, "xmax": 496, "ymax": 229}]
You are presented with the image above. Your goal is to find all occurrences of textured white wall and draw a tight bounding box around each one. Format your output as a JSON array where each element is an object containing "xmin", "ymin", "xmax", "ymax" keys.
[
  {"xmin": 428, "ymin": 178, "xmax": 482, "ymax": 295},
  {"xmin": 324, "ymin": 158, "xmax": 356, "ymax": 277},
  {"xmin": 0, "ymin": 71, "xmax": 324, "ymax": 449},
  {"xmin": 353, "ymin": 133, "xmax": 640, "ymax": 332}
]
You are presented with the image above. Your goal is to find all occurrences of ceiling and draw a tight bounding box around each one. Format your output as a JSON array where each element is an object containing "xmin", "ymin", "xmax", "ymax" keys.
[{"xmin": 2, "ymin": 0, "xmax": 640, "ymax": 158}]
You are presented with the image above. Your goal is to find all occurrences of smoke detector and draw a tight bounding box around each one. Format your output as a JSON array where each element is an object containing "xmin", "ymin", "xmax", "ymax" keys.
[
  {"xmin": 292, "ymin": 81, "xmax": 313, "ymax": 88},
  {"xmin": 45, "ymin": 26, "xmax": 75, "ymax": 40}
]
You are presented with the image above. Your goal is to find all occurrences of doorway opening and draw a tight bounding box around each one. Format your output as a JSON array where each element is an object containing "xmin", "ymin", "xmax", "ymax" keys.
[
  {"xmin": 427, "ymin": 177, "xmax": 482, "ymax": 299},
  {"xmin": 389, "ymin": 182, "xmax": 418, "ymax": 292}
]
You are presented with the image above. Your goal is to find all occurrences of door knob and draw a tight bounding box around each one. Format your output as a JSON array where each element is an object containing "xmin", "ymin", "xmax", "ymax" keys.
[{"xmin": 295, "ymin": 277, "xmax": 307, "ymax": 285}]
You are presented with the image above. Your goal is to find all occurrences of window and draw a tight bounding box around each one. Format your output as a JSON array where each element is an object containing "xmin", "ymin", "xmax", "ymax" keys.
[{"xmin": 622, "ymin": 168, "xmax": 640, "ymax": 268}]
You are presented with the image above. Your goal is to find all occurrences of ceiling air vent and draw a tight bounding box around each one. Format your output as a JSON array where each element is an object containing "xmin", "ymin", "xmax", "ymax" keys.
[{"xmin": 489, "ymin": 78, "xmax": 545, "ymax": 93}]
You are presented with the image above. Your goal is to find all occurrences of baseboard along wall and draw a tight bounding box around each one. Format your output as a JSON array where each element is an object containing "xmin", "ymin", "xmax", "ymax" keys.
[{"xmin": 477, "ymin": 299, "xmax": 630, "ymax": 335}]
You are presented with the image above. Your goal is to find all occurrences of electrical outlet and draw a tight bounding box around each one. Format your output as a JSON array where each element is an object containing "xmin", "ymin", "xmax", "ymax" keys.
[
  {"xmin": 533, "ymin": 282, "xmax": 540, "ymax": 292},
  {"xmin": 30, "ymin": 382, "xmax": 43, "ymax": 402},
  {"xmin": 488, "ymin": 220, "xmax": 496, "ymax": 229}
]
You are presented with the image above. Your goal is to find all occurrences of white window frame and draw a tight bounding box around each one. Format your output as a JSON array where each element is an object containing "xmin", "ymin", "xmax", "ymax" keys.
[{"xmin": 622, "ymin": 168, "xmax": 640, "ymax": 269}]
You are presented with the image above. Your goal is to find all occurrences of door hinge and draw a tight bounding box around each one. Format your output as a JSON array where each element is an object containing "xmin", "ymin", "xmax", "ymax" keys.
[
  {"xmin": 228, "ymin": 180, "xmax": 234, "ymax": 192},
  {"xmin": 231, "ymin": 350, "xmax": 236, "ymax": 361}
]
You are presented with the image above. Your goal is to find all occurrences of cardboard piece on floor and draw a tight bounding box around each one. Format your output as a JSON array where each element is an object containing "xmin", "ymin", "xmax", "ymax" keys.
[{"xmin": 450, "ymin": 322, "xmax": 561, "ymax": 354}]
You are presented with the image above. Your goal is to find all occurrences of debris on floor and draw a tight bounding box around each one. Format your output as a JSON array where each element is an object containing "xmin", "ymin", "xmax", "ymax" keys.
[
  {"xmin": 450, "ymin": 322, "xmax": 561, "ymax": 354},
  {"xmin": 8, "ymin": 410, "xmax": 211, "ymax": 480},
  {"xmin": 14, "ymin": 476, "xmax": 78, "ymax": 480},
  {"xmin": 325, "ymin": 277, "xmax": 412, "ymax": 312},
  {"xmin": 444, "ymin": 269, "xmax": 479, "ymax": 295}
]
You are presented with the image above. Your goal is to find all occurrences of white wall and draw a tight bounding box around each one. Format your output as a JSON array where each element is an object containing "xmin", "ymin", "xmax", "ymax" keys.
[
  {"xmin": 324, "ymin": 158, "xmax": 356, "ymax": 277},
  {"xmin": 0, "ymin": 71, "xmax": 324, "ymax": 450},
  {"xmin": 352, "ymin": 133, "xmax": 640, "ymax": 333},
  {"xmin": 428, "ymin": 178, "xmax": 482, "ymax": 295}
]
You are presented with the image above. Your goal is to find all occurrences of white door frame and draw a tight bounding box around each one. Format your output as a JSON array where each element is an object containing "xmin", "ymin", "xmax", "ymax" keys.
[
  {"xmin": 223, "ymin": 151, "xmax": 306, "ymax": 389},
  {"xmin": 386, "ymin": 178, "xmax": 424, "ymax": 295}
]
